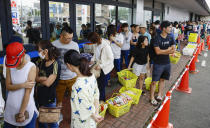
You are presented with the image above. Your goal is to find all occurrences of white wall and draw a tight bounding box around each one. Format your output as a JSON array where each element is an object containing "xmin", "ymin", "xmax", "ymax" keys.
[{"xmin": 164, "ymin": 4, "xmax": 190, "ymax": 22}]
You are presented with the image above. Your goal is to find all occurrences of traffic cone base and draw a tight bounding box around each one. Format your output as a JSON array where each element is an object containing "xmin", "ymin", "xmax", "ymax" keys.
[
  {"xmin": 151, "ymin": 122, "xmax": 173, "ymax": 128},
  {"xmin": 190, "ymin": 70, "xmax": 199, "ymax": 74},
  {"xmin": 176, "ymin": 87, "xmax": 192, "ymax": 94}
]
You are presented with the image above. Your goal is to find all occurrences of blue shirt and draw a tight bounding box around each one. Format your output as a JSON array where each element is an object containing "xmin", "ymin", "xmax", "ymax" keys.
[{"xmin": 139, "ymin": 32, "xmax": 151, "ymax": 44}]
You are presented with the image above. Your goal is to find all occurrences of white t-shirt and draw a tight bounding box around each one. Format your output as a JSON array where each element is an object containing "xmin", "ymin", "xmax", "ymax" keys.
[
  {"xmin": 121, "ymin": 31, "xmax": 132, "ymax": 50},
  {"xmin": 52, "ymin": 39, "xmax": 80, "ymax": 80},
  {"xmin": 111, "ymin": 33, "xmax": 124, "ymax": 59}
]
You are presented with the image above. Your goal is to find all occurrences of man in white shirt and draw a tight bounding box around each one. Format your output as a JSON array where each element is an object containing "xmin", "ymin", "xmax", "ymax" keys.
[
  {"xmin": 52, "ymin": 27, "xmax": 79, "ymax": 108},
  {"xmin": 120, "ymin": 23, "xmax": 132, "ymax": 68}
]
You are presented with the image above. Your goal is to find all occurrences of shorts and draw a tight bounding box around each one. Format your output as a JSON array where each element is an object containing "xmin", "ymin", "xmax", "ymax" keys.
[
  {"xmin": 152, "ymin": 63, "xmax": 171, "ymax": 81},
  {"xmin": 56, "ymin": 77, "xmax": 77, "ymax": 104},
  {"xmin": 132, "ymin": 63, "xmax": 147, "ymax": 76}
]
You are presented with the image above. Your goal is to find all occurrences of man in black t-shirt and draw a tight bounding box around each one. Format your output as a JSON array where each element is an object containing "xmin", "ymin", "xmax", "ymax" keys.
[{"xmin": 150, "ymin": 21, "xmax": 175, "ymax": 106}]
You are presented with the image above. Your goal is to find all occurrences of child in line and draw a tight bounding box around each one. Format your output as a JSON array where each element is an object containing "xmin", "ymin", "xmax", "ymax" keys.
[{"xmin": 128, "ymin": 36, "xmax": 149, "ymax": 93}]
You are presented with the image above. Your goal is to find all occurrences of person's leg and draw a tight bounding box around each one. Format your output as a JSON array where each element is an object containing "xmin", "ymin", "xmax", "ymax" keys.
[
  {"xmin": 151, "ymin": 64, "xmax": 164, "ymax": 102},
  {"xmin": 3, "ymin": 122, "xmax": 16, "ymax": 128},
  {"xmin": 24, "ymin": 112, "xmax": 37, "ymax": 128},
  {"xmin": 114, "ymin": 59, "xmax": 121, "ymax": 72},
  {"xmin": 56, "ymin": 80, "xmax": 67, "ymax": 107},
  {"xmin": 124, "ymin": 50, "xmax": 130, "ymax": 68},
  {"xmin": 157, "ymin": 78, "xmax": 165, "ymax": 98},
  {"xmin": 139, "ymin": 74, "xmax": 145, "ymax": 90},
  {"xmin": 121, "ymin": 50, "xmax": 125, "ymax": 69},
  {"xmin": 158, "ymin": 64, "xmax": 171, "ymax": 99},
  {"xmin": 97, "ymin": 71, "xmax": 106, "ymax": 101}
]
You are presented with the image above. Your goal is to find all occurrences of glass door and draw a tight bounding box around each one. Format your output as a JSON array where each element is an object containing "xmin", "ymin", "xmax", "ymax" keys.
[{"xmin": 48, "ymin": 1, "xmax": 70, "ymax": 41}]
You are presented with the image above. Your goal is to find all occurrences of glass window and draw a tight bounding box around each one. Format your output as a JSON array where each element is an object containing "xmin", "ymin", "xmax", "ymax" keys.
[
  {"xmin": 76, "ymin": 4, "xmax": 90, "ymax": 40},
  {"xmin": 153, "ymin": 11, "xmax": 161, "ymax": 22},
  {"xmin": 0, "ymin": 23, "xmax": 2, "ymax": 51},
  {"xmin": 118, "ymin": 7, "xmax": 132, "ymax": 25},
  {"xmin": 49, "ymin": 2, "xmax": 69, "ymax": 41},
  {"xmin": 95, "ymin": 4, "xmax": 116, "ymax": 37},
  {"xmin": 118, "ymin": 0, "xmax": 132, "ymax": 4},
  {"xmin": 144, "ymin": 10, "xmax": 152, "ymax": 25},
  {"xmin": 10, "ymin": 0, "xmax": 41, "ymax": 44}
]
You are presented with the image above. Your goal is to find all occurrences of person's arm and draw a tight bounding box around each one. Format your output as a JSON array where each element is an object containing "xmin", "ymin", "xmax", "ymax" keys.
[
  {"xmin": 35, "ymin": 67, "xmax": 47, "ymax": 83},
  {"xmin": 6, "ymin": 68, "xmax": 35, "ymax": 91},
  {"xmin": 130, "ymin": 39, "xmax": 137, "ymax": 46},
  {"xmin": 112, "ymin": 36, "xmax": 123, "ymax": 48},
  {"xmin": 40, "ymin": 74, "xmax": 57, "ymax": 87},
  {"xmin": 154, "ymin": 47, "xmax": 174, "ymax": 55},
  {"xmin": 128, "ymin": 56, "xmax": 134, "ymax": 69},
  {"xmin": 19, "ymin": 66, "xmax": 36, "ymax": 116}
]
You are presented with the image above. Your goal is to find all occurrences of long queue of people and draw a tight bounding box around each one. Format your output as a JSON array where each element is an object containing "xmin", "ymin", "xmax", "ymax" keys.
[{"xmin": 2, "ymin": 20, "xmax": 209, "ymax": 128}]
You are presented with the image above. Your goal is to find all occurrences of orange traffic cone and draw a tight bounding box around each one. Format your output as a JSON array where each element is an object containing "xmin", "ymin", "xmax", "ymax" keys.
[
  {"xmin": 197, "ymin": 36, "xmax": 201, "ymax": 44},
  {"xmin": 195, "ymin": 47, "xmax": 199, "ymax": 63},
  {"xmin": 208, "ymin": 42, "xmax": 210, "ymax": 50},
  {"xmin": 189, "ymin": 54, "xmax": 199, "ymax": 74},
  {"xmin": 176, "ymin": 65, "xmax": 192, "ymax": 93},
  {"xmin": 151, "ymin": 92, "xmax": 173, "ymax": 128},
  {"xmin": 202, "ymin": 41, "xmax": 205, "ymax": 51},
  {"xmin": 207, "ymin": 36, "xmax": 210, "ymax": 43},
  {"xmin": 198, "ymin": 44, "xmax": 202, "ymax": 55}
]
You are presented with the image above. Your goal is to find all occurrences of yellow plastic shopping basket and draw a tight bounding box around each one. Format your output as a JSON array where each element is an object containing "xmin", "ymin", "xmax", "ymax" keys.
[
  {"xmin": 106, "ymin": 93, "xmax": 133, "ymax": 118},
  {"xmin": 119, "ymin": 87, "xmax": 142, "ymax": 105},
  {"xmin": 145, "ymin": 77, "xmax": 159, "ymax": 92},
  {"xmin": 117, "ymin": 69, "xmax": 138, "ymax": 88},
  {"xmin": 169, "ymin": 51, "xmax": 181, "ymax": 64}
]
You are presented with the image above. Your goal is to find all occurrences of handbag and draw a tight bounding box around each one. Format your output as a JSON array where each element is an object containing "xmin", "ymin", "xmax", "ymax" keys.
[
  {"xmin": 91, "ymin": 48, "xmax": 104, "ymax": 78},
  {"xmin": 39, "ymin": 107, "xmax": 61, "ymax": 123}
]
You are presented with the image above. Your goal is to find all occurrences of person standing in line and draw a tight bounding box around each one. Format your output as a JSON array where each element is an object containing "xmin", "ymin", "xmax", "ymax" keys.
[
  {"xmin": 150, "ymin": 21, "xmax": 175, "ymax": 106},
  {"xmin": 52, "ymin": 27, "xmax": 79, "ymax": 124},
  {"xmin": 35, "ymin": 40, "xmax": 61, "ymax": 128},
  {"xmin": 130, "ymin": 25, "xmax": 140, "ymax": 51},
  {"xmin": 107, "ymin": 24, "xmax": 124, "ymax": 73},
  {"xmin": 4, "ymin": 42, "xmax": 38, "ymax": 128},
  {"xmin": 120, "ymin": 23, "xmax": 133, "ymax": 68},
  {"xmin": 88, "ymin": 32, "xmax": 114, "ymax": 101},
  {"xmin": 128, "ymin": 36, "xmax": 149, "ymax": 93},
  {"xmin": 64, "ymin": 50, "xmax": 103, "ymax": 128}
]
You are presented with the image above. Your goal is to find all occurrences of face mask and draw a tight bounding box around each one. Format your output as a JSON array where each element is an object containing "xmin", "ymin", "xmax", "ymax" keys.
[{"xmin": 39, "ymin": 52, "xmax": 45, "ymax": 59}]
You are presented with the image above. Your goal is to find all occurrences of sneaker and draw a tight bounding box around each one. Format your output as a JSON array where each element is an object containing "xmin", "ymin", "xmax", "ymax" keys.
[
  {"xmin": 156, "ymin": 96, "xmax": 163, "ymax": 102},
  {"xmin": 150, "ymin": 99, "xmax": 159, "ymax": 106}
]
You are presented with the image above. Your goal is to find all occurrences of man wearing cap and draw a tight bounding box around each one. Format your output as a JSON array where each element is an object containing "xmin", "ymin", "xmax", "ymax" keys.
[
  {"xmin": 4, "ymin": 42, "xmax": 38, "ymax": 127},
  {"xmin": 139, "ymin": 23, "xmax": 151, "ymax": 44}
]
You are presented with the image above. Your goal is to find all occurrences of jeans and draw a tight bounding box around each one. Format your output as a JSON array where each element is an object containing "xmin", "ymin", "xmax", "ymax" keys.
[
  {"xmin": 97, "ymin": 70, "xmax": 106, "ymax": 101},
  {"xmin": 121, "ymin": 50, "xmax": 130, "ymax": 68},
  {"xmin": 114, "ymin": 59, "xmax": 121, "ymax": 72},
  {"xmin": 39, "ymin": 101, "xmax": 58, "ymax": 128},
  {"xmin": 4, "ymin": 112, "xmax": 37, "ymax": 128}
]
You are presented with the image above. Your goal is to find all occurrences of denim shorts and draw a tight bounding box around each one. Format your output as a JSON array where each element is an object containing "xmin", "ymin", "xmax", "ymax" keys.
[{"xmin": 152, "ymin": 63, "xmax": 171, "ymax": 81}]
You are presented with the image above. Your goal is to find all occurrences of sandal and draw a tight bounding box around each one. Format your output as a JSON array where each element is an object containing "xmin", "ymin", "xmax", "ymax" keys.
[
  {"xmin": 150, "ymin": 99, "xmax": 159, "ymax": 106},
  {"xmin": 156, "ymin": 96, "xmax": 163, "ymax": 102}
]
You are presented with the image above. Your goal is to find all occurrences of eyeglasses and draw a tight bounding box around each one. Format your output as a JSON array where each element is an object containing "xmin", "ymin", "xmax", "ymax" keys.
[{"xmin": 63, "ymin": 35, "xmax": 72, "ymax": 40}]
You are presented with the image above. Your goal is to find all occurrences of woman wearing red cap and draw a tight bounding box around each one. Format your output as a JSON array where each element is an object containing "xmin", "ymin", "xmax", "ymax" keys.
[{"xmin": 4, "ymin": 42, "xmax": 38, "ymax": 128}]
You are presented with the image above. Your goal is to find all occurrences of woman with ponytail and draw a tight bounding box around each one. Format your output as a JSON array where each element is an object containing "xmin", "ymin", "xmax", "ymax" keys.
[
  {"xmin": 64, "ymin": 50, "xmax": 103, "ymax": 128},
  {"xmin": 35, "ymin": 40, "xmax": 61, "ymax": 128}
]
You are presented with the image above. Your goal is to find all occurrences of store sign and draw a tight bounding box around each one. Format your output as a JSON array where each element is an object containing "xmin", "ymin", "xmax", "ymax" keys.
[{"xmin": 11, "ymin": 0, "xmax": 19, "ymax": 24}]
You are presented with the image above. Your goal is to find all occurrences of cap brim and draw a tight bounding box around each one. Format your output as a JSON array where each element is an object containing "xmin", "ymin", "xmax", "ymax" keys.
[{"xmin": 6, "ymin": 56, "xmax": 22, "ymax": 68}]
